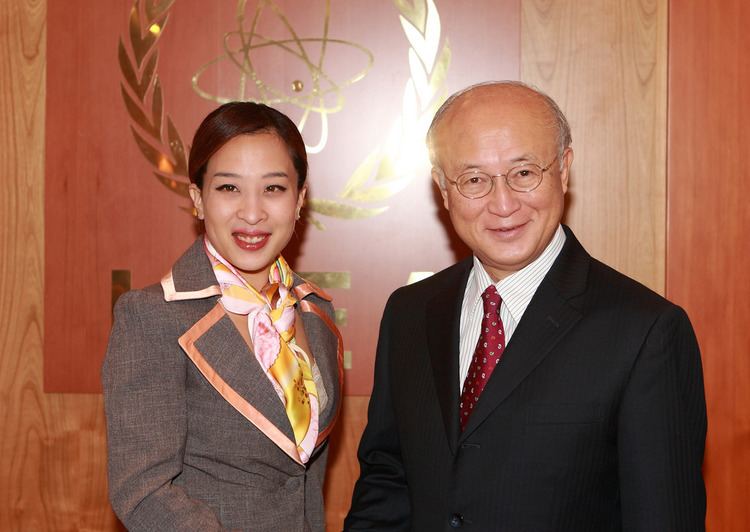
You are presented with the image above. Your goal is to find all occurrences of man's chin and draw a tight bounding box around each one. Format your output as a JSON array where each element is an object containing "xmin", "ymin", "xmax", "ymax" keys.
[{"xmin": 477, "ymin": 254, "xmax": 532, "ymax": 280}]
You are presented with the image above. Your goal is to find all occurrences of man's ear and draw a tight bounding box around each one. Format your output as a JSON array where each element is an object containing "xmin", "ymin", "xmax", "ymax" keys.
[
  {"xmin": 188, "ymin": 184, "xmax": 204, "ymax": 220},
  {"xmin": 560, "ymin": 147, "xmax": 574, "ymax": 194},
  {"xmin": 432, "ymin": 168, "xmax": 450, "ymax": 210}
]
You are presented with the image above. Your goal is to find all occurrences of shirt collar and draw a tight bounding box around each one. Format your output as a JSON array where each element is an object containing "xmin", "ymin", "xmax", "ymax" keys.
[{"xmin": 467, "ymin": 225, "xmax": 566, "ymax": 323}]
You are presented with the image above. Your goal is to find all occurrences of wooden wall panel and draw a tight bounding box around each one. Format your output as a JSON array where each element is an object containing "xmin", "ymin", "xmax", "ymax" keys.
[
  {"xmin": 668, "ymin": 1, "xmax": 750, "ymax": 530},
  {"xmin": 521, "ymin": 0, "xmax": 667, "ymax": 294},
  {"xmin": 0, "ymin": 0, "xmax": 118, "ymax": 530},
  {"xmin": 323, "ymin": 397, "xmax": 369, "ymax": 530}
]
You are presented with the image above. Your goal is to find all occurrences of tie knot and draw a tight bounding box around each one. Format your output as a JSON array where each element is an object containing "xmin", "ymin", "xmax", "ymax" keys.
[{"xmin": 482, "ymin": 284, "xmax": 501, "ymax": 312}]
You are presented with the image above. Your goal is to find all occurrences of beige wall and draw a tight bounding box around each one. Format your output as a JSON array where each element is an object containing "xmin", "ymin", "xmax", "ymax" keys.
[{"xmin": 2, "ymin": 0, "xmax": 747, "ymax": 530}]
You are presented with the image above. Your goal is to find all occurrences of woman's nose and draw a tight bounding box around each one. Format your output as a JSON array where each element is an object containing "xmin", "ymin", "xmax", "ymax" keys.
[{"xmin": 237, "ymin": 191, "xmax": 267, "ymax": 224}]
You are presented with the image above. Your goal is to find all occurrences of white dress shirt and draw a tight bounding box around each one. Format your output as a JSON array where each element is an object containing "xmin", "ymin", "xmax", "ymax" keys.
[{"xmin": 458, "ymin": 225, "xmax": 566, "ymax": 387}]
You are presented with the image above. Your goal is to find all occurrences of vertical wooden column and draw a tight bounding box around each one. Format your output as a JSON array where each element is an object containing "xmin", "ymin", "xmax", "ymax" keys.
[
  {"xmin": 668, "ymin": 2, "xmax": 750, "ymax": 530},
  {"xmin": 0, "ymin": 0, "xmax": 50, "ymax": 526},
  {"xmin": 521, "ymin": 0, "xmax": 668, "ymax": 293},
  {"xmin": 0, "ymin": 0, "xmax": 119, "ymax": 529}
]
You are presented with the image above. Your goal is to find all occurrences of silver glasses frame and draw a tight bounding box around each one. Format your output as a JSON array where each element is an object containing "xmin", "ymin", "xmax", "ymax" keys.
[{"xmin": 445, "ymin": 155, "xmax": 559, "ymax": 198}]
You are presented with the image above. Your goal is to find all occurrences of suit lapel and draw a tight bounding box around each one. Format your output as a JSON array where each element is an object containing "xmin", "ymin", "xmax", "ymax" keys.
[
  {"xmin": 459, "ymin": 227, "xmax": 590, "ymax": 440},
  {"xmin": 190, "ymin": 311, "xmax": 295, "ymax": 441},
  {"xmin": 426, "ymin": 259, "xmax": 472, "ymax": 455}
]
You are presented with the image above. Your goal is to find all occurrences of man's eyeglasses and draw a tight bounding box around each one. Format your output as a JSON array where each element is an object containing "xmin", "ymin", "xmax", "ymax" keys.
[{"xmin": 445, "ymin": 155, "xmax": 559, "ymax": 199}]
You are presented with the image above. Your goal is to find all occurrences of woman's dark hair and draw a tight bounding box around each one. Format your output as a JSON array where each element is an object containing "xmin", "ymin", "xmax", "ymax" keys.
[{"xmin": 188, "ymin": 102, "xmax": 308, "ymax": 189}]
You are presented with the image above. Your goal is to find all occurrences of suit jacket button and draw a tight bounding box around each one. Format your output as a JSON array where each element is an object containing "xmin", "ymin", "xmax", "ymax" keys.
[{"xmin": 449, "ymin": 513, "xmax": 464, "ymax": 528}]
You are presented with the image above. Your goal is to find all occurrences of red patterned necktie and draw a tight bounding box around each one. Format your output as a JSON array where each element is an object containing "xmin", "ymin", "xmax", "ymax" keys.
[{"xmin": 459, "ymin": 285, "xmax": 505, "ymax": 431}]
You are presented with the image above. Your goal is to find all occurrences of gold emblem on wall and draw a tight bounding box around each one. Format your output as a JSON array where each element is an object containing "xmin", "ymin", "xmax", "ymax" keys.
[
  {"xmin": 118, "ymin": 0, "xmax": 451, "ymax": 228},
  {"xmin": 191, "ymin": 0, "xmax": 374, "ymax": 156}
]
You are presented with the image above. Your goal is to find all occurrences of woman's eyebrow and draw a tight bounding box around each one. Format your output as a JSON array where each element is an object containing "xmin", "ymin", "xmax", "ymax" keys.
[{"xmin": 211, "ymin": 171, "xmax": 291, "ymax": 178}]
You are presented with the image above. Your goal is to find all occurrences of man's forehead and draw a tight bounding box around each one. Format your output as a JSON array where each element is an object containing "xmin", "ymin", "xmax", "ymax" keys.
[
  {"xmin": 448, "ymin": 86, "xmax": 550, "ymax": 123},
  {"xmin": 434, "ymin": 97, "xmax": 554, "ymax": 149}
]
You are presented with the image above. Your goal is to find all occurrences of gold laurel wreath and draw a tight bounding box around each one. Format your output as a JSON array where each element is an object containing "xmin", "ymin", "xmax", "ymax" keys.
[
  {"xmin": 118, "ymin": 0, "xmax": 451, "ymax": 228},
  {"xmin": 119, "ymin": 0, "xmax": 190, "ymax": 202}
]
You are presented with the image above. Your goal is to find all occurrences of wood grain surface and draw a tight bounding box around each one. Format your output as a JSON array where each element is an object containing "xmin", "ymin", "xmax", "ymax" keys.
[
  {"xmin": 324, "ymin": 397, "xmax": 369, "ymax": 531},
  {"xmin": 0, "ymin": 0, "xmax": 119, "ymax": 530},
  {"xmin": 668, "ymin": 1, "xmax": 750, "ymax": 530},
  {"xmin": 521, "ymin": 0, "xmax": 667, "ymax": 294}
]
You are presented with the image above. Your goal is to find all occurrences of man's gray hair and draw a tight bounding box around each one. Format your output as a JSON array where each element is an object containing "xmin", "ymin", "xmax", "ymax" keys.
[{"xmin": 426, "ymin": 81, "xmax": 572, "ymax": 185}]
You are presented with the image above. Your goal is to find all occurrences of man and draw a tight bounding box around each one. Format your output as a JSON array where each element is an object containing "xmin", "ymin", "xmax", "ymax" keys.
[{"xmin": 344, "ymin": 81, "xmax": 706, "ymax": 531}]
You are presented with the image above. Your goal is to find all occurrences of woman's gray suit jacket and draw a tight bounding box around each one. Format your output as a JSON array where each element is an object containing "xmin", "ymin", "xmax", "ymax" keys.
[{"xmin": 102, "ymin": 238, "xmax": 343, "ymax": 531}]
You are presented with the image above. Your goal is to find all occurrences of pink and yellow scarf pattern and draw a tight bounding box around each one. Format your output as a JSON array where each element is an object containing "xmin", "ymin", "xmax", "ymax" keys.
[{"xmin": 204, "ymin": 238, "xmax": 319, "ymax": 463}]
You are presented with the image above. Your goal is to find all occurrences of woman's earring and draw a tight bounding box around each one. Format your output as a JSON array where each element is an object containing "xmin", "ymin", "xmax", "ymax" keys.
[{"xmin": 295, "ymin": 209, "xmax": 301, "ymax": 221}]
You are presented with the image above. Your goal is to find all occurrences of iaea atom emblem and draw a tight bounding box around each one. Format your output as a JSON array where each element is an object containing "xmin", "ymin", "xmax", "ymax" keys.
[{"xmin": 119, "ymin": 0, "xmax": 451, "ymax": 229}]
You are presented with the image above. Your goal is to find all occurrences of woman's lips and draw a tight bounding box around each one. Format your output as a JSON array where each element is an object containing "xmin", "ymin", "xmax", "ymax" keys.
[{"xmin": 233, "ymin": 231, "xmax": 270, "ymax": 251}]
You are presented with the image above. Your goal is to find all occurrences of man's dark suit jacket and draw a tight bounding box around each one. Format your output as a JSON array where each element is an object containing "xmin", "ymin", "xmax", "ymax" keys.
[{"xmin": 345, "ymin": 226, "xmax": 706, "ymax": 531}]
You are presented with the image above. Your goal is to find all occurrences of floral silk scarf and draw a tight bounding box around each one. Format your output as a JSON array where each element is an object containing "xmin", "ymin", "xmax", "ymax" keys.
[{"xmin": 204, "ymin": 238, "xmax": 319, "ymax": 463}]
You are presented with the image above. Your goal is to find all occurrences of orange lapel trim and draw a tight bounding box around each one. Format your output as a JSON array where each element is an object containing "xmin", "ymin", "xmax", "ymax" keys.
[
  {"xmin": 178, "ymin": 303, "xmax": 304, "ymax": 466},
  {"xmin": 161, "ymin": 270, "xmax": 221, "ymax": 301},
  {"xmin": 298, "ymin": 296, "xmax": 344, "ymax": 444}
]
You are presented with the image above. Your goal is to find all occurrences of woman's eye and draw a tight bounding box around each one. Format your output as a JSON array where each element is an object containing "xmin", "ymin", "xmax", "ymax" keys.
[
  {"xmin": 216, "ymin": 184, "xmax": 238, "ymax": 192},
  {"xmin": 265, "ymin": 184, "xmax": 287, "ymax": 193}
]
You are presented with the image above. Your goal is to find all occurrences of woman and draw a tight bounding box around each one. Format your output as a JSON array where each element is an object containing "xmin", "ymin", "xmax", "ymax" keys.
[{"xmin": 102, "ymin": 102, "xmax": 343, "ymax": 531}]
